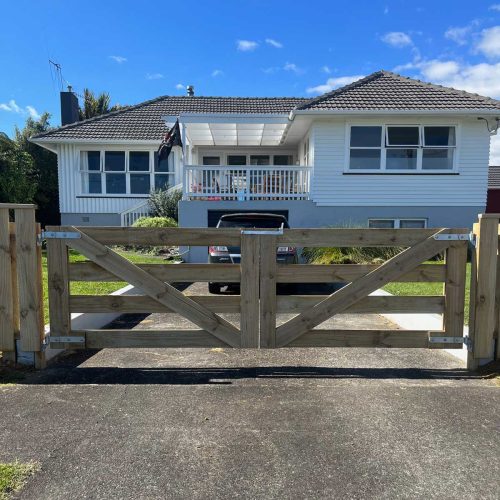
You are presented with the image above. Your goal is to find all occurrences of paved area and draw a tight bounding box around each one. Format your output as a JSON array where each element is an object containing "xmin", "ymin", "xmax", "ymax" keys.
[{"xmin": 1, "ymin": 283, "xmax": 499, "ymax": 499}]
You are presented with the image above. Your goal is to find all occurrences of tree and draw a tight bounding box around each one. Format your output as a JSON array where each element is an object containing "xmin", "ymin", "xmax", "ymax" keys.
[
  {"xmin": 0, "ymin": 132, "xmax": 37, "ymax": 203},
  {"xmin": 15, "ymin": 113, "xmax": 60, "ymax": 226},
  {"xmin": 78, "ymin": 88, "xmax": 122, "ymax": 120}
]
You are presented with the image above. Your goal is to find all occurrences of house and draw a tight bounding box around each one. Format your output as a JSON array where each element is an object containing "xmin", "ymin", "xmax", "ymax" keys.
[
  {"xmin": 32, "ymin": 70, "xmax": 500, "ymax": 262},
  {"xmin": 486, "ymin": 166, "xmax": 500, "ymax": 213}
]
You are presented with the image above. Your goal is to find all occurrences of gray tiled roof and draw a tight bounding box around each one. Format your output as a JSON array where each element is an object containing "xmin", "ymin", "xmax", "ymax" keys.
[
  {"xmin": 32, "ymin": 96, "xmax": 309, "ymax": 141},
  {"xmin": 33, "ymin": 71, "xmax": 500, "ymax": 142},
  {"xmin": 297, "ymin": 70, "xmax": 500, "ymax": 111},
  {"xmin": 488, "ymin": 166, "xmax": 500, "ymax": 188}
]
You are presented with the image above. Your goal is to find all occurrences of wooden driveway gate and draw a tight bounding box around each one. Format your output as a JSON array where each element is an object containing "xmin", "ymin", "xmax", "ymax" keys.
[{"xmin": 46, "ymin": 225, "xmax": 469, "ymax": 352}]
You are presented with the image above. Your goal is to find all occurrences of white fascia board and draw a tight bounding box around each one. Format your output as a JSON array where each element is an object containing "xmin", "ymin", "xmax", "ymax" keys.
[
  {"xmin": 290, "ymin": 109, "xmax": 500, "ymax": 118},
  {"xmin": 163, "ymin": 113, "xmax": 290, "ymax": 124}
]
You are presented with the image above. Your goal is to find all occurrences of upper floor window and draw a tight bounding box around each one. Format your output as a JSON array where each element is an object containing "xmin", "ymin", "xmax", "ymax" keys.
[
  {"xmin": 80, "ymin": 150, "xmax": 174, "ymax": 195},
  {"xmin": 348, "ymin": 125, "xmax": 456, "ymax": 172}
]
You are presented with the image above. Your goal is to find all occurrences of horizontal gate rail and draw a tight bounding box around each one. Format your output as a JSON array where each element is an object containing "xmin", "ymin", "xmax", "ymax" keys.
[
  {"xmin": 70, "ymin": 226, "xmax": 242, "ymax": 246},
  {"xmin": 68, "ymin": 262, "xmax": 241, "ymax": 282},
  {"xmin": 276, "ymin": 228, "xmax": 449, "ymax": 247},
  {"xmin": 276, "ymin": 264, "xmax": 446, "ymax": 283},
  {"xmin": 69, "ymin": 294, "xmax": 445, "ymax": 315}
]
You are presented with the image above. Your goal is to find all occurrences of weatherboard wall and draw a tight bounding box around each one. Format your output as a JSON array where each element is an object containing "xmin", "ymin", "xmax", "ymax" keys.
[
  {"xmin": 310, "ymin": 116, "xmax": 490, "ymax": 207},
  {"xmin": 57, "ymin": 143, "xmax": 182, "ymax": 219}
]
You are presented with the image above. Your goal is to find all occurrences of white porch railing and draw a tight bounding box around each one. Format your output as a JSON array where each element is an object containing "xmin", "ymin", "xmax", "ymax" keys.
[
  {"xmin": 184, "ymin": 165, "xmax": 311, "ymax": 201},
  {"xmin": 120, "ymin": 200, "xmax": 150, "ymax": 226}
]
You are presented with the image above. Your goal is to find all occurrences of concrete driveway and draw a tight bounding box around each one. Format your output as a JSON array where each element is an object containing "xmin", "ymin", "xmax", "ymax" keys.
[{"xmin": 1, "ymin": 283, "xmax": 499, "ymax": 499}]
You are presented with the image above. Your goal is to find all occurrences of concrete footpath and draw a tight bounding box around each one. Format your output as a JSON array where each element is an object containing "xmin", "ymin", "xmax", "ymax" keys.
[{"xmin": 1, "ymin": 344, "xmax": 499, "ymax": 500}]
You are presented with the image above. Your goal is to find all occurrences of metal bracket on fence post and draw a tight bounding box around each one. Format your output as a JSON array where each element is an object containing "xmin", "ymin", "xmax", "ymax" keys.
[
  {"xmin": 428, "ymin": 336, "xmax": 473, "ymax": 351},
  {"xmin": 241, "ymin": 223, "xmax": 284, "ymax": 236},
  {"xmin": 41, "ymin": 231, "xmax": 82, "ymax": 240},
  {"xmin": 432, "ymin": 233, "xmax": 470, "ymax": 241}
]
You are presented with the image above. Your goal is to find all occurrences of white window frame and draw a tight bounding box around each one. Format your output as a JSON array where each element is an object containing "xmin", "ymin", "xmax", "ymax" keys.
[
  {"xmin": 368, "ymin": 218, "xmax": 428, "ymax": 229},
  {"xmin": 345, "ymin": 123, "xmax": 459, "ymax": 174},
  {"xmin": 79, "ymin": 148, "xmax": 175, "ymax": 196}
]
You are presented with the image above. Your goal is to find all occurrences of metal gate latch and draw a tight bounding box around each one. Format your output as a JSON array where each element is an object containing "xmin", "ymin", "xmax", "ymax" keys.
[
  {"xmin": 42, "ymin": 231, "xmax": 82, "ymax": 240},
  {"xmin": 432, "ymin": 233, "xmax": 470, "ymax": 241}
]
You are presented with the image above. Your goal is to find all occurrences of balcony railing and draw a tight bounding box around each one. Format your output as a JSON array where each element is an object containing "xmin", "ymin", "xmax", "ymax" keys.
[{"xmin": 184, "ymin": 165, "xmax": 310, "ymax": 201}]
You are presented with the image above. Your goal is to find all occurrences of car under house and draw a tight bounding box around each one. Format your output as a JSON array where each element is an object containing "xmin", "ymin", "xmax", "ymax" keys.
[{"xmin": 31, "ymin": 70, "xmax": 500, "ymax": 262}]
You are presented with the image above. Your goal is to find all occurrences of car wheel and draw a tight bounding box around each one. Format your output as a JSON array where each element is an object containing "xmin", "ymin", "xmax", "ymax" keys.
[{"xmin": 208, "ymin": 283, "xmax": 221, "ymax": 294}]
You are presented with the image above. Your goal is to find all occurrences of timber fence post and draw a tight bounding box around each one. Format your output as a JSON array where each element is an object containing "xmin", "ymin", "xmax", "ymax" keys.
[{"xmin": 470, "ymin": 214, "xmax": 499, "ymax": 366}]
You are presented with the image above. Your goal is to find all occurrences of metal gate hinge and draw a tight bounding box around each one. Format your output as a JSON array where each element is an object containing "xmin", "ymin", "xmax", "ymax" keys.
[
  {"xmin": 41, "ymin": 231, "xmax": 81, "ymax": 240},
  {"xmin": 48, "ymin": 336, "xmax": 85, "ymax": 344},
  {"xmin": 433, "ymin": 233, "xmax": 470, "ymax": 241},
  {"xmin": 429, "ymin": 336, "xmax": 472, "ymax": 350}
]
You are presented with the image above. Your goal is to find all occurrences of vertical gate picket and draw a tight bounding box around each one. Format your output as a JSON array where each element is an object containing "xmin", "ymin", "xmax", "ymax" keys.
[
  {"xmin": 259, "ymin": 235, "xmax": 277, "ymax": 348},
  {"xmin": 47, "ymin": 237, "xmax": 73, "ymax": 350},
  {"xmin": 240, "ymin": 233, "xmax": 260, "ymax": 348},
  {"xmin": 442, "ymin": 241, "xmax": 468, "ymax": 339}
]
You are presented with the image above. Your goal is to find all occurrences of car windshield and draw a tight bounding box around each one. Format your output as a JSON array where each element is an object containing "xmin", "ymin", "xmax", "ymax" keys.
[{"xmin": 218, "ymin": 217, "xmax": 287, "ymax": 229}]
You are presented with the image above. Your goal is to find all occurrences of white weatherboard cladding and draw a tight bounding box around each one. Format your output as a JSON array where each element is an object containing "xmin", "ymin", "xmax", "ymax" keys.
[
  {"xmin": 310, "ymin": 117, "xmax": 490, "ymax": 206},
  {"xmin": 57, "ymin": 143, "xmax": 181, "ymax": 214}
]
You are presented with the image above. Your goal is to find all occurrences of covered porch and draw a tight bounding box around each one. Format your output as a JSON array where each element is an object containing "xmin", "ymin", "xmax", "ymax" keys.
[{"xmin": 164, "ymin": 113, "xmax": 311, "ymax": 201}]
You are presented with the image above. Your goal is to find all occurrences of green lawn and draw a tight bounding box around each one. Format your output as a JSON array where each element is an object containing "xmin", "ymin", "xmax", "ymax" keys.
[
  {"xmin": 42, "ymin": 249, "xmax": 168, "ymax": 324},
  {"xmin": 384, "ymin": 262, "xmax": 471, "ymax": 325},
  {"xmin": 0, "ymin": 462, "xmax": 39, "ymax": 499}
]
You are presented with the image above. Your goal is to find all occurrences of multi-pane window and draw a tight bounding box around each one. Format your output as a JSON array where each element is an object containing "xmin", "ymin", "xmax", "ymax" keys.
[
  {"xmin": 203, "ymin": 153, "xmax": 294, "ymax": 166},
  {"xmin": 349, "ymin": 125, "xmax": 456, "ymax": 171},
  {"xmin": 368, "ymin": 218, "xmax": 427, "ymax": 229},
  {"xmin": 80, "ymin": 150, "xmax": 175, "ymax": 195}
]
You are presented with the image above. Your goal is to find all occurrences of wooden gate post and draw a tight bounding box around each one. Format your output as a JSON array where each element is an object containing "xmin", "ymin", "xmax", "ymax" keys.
[
  {"xmin": 240, "ymin": 233, "xmax": 260, "ymax": 348},
  {"xmin": 14, "ymin": 207, "xmax": 44, "ymax": 360},
  {"xmin": 471, "ymin": 214, "xmax": 499, "ymax": 364}
]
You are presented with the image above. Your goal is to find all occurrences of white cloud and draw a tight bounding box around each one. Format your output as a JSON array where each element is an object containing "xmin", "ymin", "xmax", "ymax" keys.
[
  {"xmin": 146, "ymin": 73, "xmax": 164, "ymax": 80},
  {"xmin": 0, "ymin": 99, "xmax": 40, "ymax": 119},
  {"xmin": 490, "ymin": 4, "xmax": 500, "ymax": 11},
  {"xmin": 283, "ymin": 62, "xmax": 303, "ymax": 74},
  {"xmin": 211, "ymin": 69, "xmax": 223, "ymax": 77},
  {"xmin": 0, "ymin": 99, "xmax": 21, "ymax": 113},
  {"xmin": 25, "ymin": 105, "xmax": 40, "ymax": 119},
  {"xmin": 381, "ymin": 31, "xmax": 413, "ymax": 48},
  {"xmin": 261, "ymin": 66, "xmax": 280, "ymax": 74},
  {"xmin": 476, "ymin": 26, "xmax": 500, "ymax": 58},
  {"xmin": 306, "ymin": 75, "xmax": 364, "ymax": 94},
  {"xmin": 109, "ymin": 55, "xmax": 127, "ymax": 63},
  {"xmin": 175, "ymin": 83, "xmax": 185, "ymax": 90},
  {"xmin": 321, "ymin": 65, "xmax": 332, "ymax": 74},
  {"xmin": 237, "ymin": 40, "xmax": 258, "ymax": 51},
  {"xmin": 445, "ymin": 26, "xmax": 471, "ymax": 46},
  {"xmin": 265, "ymin": 38, "xmax": 283, "ymax": 48}
]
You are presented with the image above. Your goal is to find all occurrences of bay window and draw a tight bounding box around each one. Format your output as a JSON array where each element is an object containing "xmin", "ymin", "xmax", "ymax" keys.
[
  {"xmin": 348, "ymin": 125, "xmax": 456, "ymax": 172},
  {"xmin": 80, "ymin": 150, "xmax": 175, "ymax": 195}
]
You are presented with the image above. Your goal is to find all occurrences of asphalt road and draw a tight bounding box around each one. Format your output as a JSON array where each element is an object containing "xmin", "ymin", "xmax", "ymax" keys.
[{"xmin": 1, "ymin": 283, "xmax": 499, "ymax": 499}]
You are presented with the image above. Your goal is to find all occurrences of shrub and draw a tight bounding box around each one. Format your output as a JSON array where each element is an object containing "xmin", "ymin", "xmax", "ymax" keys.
[
  {"xmin": 302, "ymin": 246, "xmax": 403, "ymax": 265},
  {"xmin": 301, "ymin": 221, "xmax": 405, "ymax": 265},
  {"xmin": 124, "ymin": 216, "xmax": 178, "ymax": 256},
  {"xmin": 133, "ymin": 216, "xmax": 177, "ymax": 228},
  {"xmin": 148, "ymin": 188, "xmax": 182, "ymax": 221}
]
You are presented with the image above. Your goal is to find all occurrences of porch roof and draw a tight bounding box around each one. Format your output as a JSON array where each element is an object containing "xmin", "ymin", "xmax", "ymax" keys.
[{"xmin": 167, "ymin": 113, "xmax": 290, "ymax": 146}]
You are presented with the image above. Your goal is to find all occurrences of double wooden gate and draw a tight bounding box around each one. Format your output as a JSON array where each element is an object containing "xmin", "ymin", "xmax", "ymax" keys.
[{"xmin": 46, "ymin": 225, "xmax": 469, "ymax": 352}]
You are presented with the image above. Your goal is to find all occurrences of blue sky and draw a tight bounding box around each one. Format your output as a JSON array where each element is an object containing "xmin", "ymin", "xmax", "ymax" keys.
[{"xmin": 2, "ymin": 0, "xmax": 500, "ymax": 140}]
